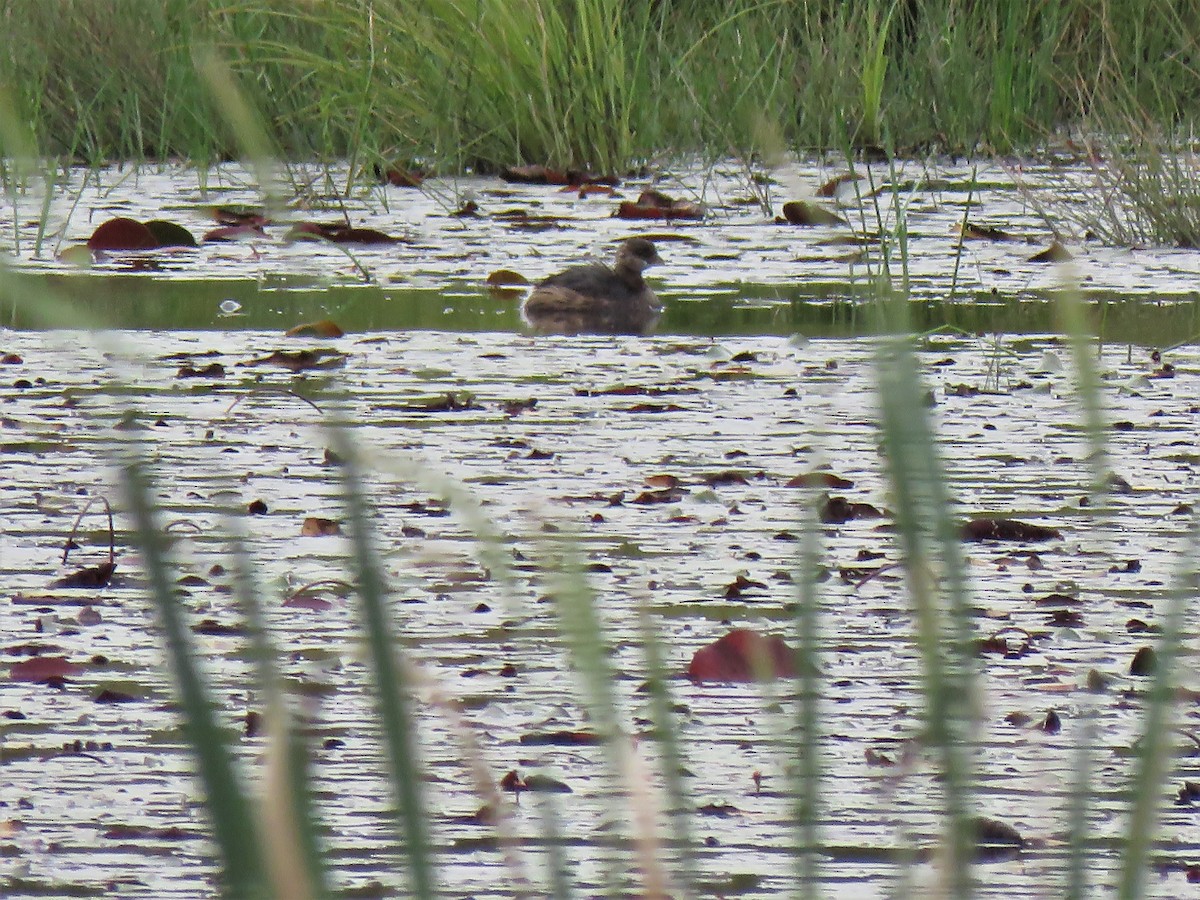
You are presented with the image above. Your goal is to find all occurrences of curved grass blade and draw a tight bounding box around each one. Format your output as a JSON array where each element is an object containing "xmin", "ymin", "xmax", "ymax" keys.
[
  {"xmin": 876, "ymin": 297, "xmax": 977, "ymax": 896},
  {"xmin": 1117, "ymin": 519, "xmax": 1197, "ymax": 898},
  {"xmin": 122, "ymin": 452, "xmax": 269, "ymax": 900},
  {"xmin": 1056, "ymin": 288, "xmax": 1109, "ymax": 900},
  {"xmin": 791, "ymin": 488, "xmax": 823, "ymax": 898},
  {"xmin": 329, "ymin": 423, "xmax": 435, "ymax": 898},
  {"xmin": 636, "ymin": 603, "xmax": 695, "ymax": 892},
  {"xmin": 228, "ymin": 527, "xmax": 330, "ymax": 900}
]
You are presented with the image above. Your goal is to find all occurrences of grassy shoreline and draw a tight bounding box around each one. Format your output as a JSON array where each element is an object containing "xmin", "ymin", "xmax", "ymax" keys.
[{"xmin": 2, "ymin": 0, "xmax": 1198, "ymax": 171}]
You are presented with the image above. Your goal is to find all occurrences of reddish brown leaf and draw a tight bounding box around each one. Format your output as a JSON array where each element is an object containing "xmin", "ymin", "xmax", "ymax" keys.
[
  {"xmin": 815, "ymin": 173, "xmax": 858, "ymax": 197},
  {"xmin": 87, "ymin": 217, "xmax": 159, "ymax": 251},
  {"xmin": 10, "ymin": 655, "xmax": 82, "ymax": 681},
  {"xmin": 210, "ymin": 207, "xmax": 270, "ymax": 227},
  {"xmin": 283, "ymin": 592, "xmax": 334, "ymax": 611},
  {"xmin": 376, "ymin": 165, "xmax": 425, "ymax": 187},
  {"xmin": 486, "ymin": 269, "xmax": 529, "ymax": 287},
  {"xmin": 687, "ymin": 628, "xmax": 797, "ymax": 682},
  {"xmin": 643, "ymin": 474, "xmax": 679, "ymax": 490},
  {"xmin": 787, "ymin": 472, "xmax": 854, "ymax": 489},
  {"xmin": 1029, "ymin": 241, "xmax": 1072, "ymax": 262},
  {"xmin": 285, "ymin": 319, "xmax": 346, "ymax": 338},
  {"xmin": 616, "ymin": 189, "xmax": 704, "ymax": 220},
  {"xmin": 301, "ymin": 517, "xmax": 341, "ymax": 537}
]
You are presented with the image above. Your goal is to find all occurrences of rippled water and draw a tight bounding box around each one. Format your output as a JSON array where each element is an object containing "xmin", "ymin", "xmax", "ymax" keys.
[
  {"xmin": 2, "ymin": 321, "xmax": 1198, "ymax": 897},
  {"xmin": 2, "ymin": 157, "xmax": 1200, "ymax": 340}
]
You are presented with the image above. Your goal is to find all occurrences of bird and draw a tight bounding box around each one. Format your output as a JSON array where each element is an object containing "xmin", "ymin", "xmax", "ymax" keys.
[{"xmin": 522, "ymin": 238, "xmax": 664, "ymax": 335}]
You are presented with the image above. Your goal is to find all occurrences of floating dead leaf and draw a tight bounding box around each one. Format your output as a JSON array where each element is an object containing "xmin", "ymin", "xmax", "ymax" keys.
[
  {"xmin": 192, "ymin": 619, "xmax": 245, "ymax": 636},
  {"xmin": 210, "ymin": 206, "xmax": 269, "ymax": 227},
  {"xmin": 375, "ymin": 164, "xmax": 425, "ymax": 187},
  {"xmin": 632, "ymin": 486, "xmax": 684, "ymax": 504},
  {"xmin": 143, "ymin": 219, "xmax": 197, "ymax": 247},
  {"xmin": 616, "ymin": 189, "xmax": 703, "ymax": 220},
  {"xmin": 778, "ymin": 200, "xmax": 846, "ymax": 227},
  {"xmin": 687, "ymin": 628, "xmax": 797, "ymax": 682},
  {"xmin": 977, "ymin": 626, "xmax": 1032, "ymax": 658},
  {"xmin": 243, "ymin": 349, "xmax": 346, "ymax": 372},
  {"xmin": 283, "ymin": 591, "xmax": 333, "ymax": 611},
  {"xmin": 493, "ymin": 209, "xmax": 568, "ymax": 231},
  {"xmin": 52, "ymin": 561, "xmax": 116, "ymax": 589},
  {"xmin": 562, "ymin": 183, "xmax": 615, "ymax": 197},
  {"xmin": 486, "ymin": 269, "xmax": 529, "ymax": 287},
  {"xmin": 788, "ymin": 472, "xmax": 854, "ymax": 489},
  {"xmin": 301, "ymin": 517, "xmax": 341, "ymax": 537},
  {"xmin": 1130, "ymin": 646, "xmax": 1156, "ymax": 676},
  {"xmin": 523, "ymin": 773, "xmax": 572, "ymax": 793},
  {"xmin": 87, "ymin": 217, "xmax": 159, "ymax": 251},
  {"xmin": 643, "ymin": 474, "xmax": 679, "ymax": 490},
  {"xmin": 285, "ymin": 320, "xmax": 345, "ymax": 338},
  {"xmin": 103, "ymin": 824, "xmax": 199, "ymax": 841},
  {"xmin": 288, "ymin": 222, "xmax": 400, "ymax": 244},
  {"xmin": 973, "ymin": 816, "xmax": 1025, "ymax": 861},
  {"xmin": 176, "ymin": 363, "xmax": 226, "ymax": 379},
  {"xmin": 960, "ymin": 221, "xmax": 1017, "ymax": 242},
  {"xmin": 519, "ymin": 730, "xmax": 603, "ymax": 746},
  {"xmin": 94, "ymin": 688, "xmax": 137, "ymax": 704},
  {"xmin": 620, "ymin": 402, "xmax": 686, "ymax": 413},
  {"xmin": 500, "ymin": 165, "xmax": 617, "ymax": 187},
  {"xmin": 723, "ymin": 574, "xmax": 768, "ymax": 599},
  {"xmin": 819, "ymin": 496, "xmax": 884, "ymax": 524},
  {"xmin": 816, "ymin": 172, "xmax": 859, "ymax": 197},
  {"xmin": 402, "ymin": 392, "xmax": 481, "ymax": 413},
  {"xmin": 962, "ymin": 517, "xmax": 1062, "ymax": 542},
  {"xmin": 1029, "ymin": 240, "xmax": 1072, "ymax": 262},
  {"xmin": 10, "ymin": 655, "xmax": 83, "ymax": 682}
]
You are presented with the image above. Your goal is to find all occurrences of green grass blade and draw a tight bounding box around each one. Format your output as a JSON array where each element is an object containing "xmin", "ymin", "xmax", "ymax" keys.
[
  {"xmin": 329, "ymin": 424, "xmax": 435, "ymax": 898},
  {"xmin": 1117, "ymin": 521, "xmax": 1197, "ymax": 898},
  {"xmin": 792, "ymin": 489, "xmax": 823, "ymax": 898},
  {"xmin": 876, "ymin": 303, "xmax": 976, "ymax": 895},
  {"xmin": 122, "ymin": 452, "xmax": 269, "ymax": 900},
  {"xmin": 228, "ymin": 528, "xmax": 331, "ymax": 900}
]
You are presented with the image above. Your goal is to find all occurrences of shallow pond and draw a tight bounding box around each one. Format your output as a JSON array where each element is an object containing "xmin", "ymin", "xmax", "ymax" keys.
[
  {"xmin": 2, "ymin": 158, "xmax": 1200, "ymax": 898},
  {"xmin": 2, "ymin": 325, "xmax": 1199, "ymax": 898}
]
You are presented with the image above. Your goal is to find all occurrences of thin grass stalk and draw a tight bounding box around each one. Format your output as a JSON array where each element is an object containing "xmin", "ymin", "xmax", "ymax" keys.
[
  {"xmin": 876, "ymin": 301, "xmax": 975, "ymax": 895},
  {"xmin": 122, "ymin": 452, "xmax": 269, "ymax": 900},
  {"xmin": 1055, "ymin": 287, "xmax": 1109, "ymax": 900},
  {"xmin": 542, "ymin": 532, "xmax": 667, "ymax": 897},
  {"xmin": 228, "ymin": 528, "xmax": 330, "ymax": 900},
  {"xmin": 1116, "ymin": 520, "xmax": 1197, "ymax": 898},
  {"xmin": 636, "ymin": 604, "xmax": 695, "ymax": 891},
  {"xmin": 536, "ymin": 789, "xmax": 573, "ymax": 899},
  {"xmin": 329, "ymin": 424, "xmax": 435, "ymax": 898},
  {"xmin": 792, "ymin": 487, "xmax": 823, "ymax": 899}
]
